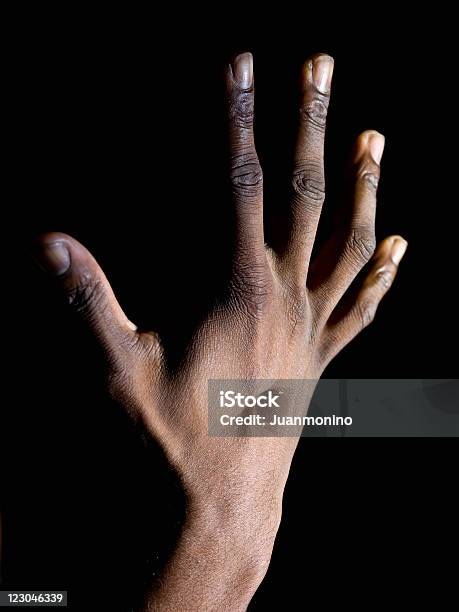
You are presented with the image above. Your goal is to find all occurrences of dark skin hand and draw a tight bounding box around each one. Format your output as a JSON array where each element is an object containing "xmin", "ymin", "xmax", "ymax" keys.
[{"xmin": 33, "ymin": 52, "xmax": 407, "ymax": 610}]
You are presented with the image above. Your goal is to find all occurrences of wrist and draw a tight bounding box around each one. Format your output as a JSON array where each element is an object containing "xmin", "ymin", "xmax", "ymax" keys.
[
  {"xmin": 184, "ymin": 492, "xmax": 281, "ymax": 571},
  {"xmin": 143, "ymin": 503, "xmax": 277, "ymax": 611},
  {"xmin": 179, "ymin": 510, "xmax": 276, "ymax": 606},
  {"xmin": 187, "ymin": 485, "xmax": 282, "ymax": 538}
]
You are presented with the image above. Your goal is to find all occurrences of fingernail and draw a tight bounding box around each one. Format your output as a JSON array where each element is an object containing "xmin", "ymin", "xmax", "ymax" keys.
[
  {"xmin": 232, "ymin": 52, "xmax": 253, "ymax": 89},
  {"xmin": 391, "ymin": 238, "xmax": 408, "ymax": 265},
  {"xmin": 312, "ymin": 55, "xmax": 334, "ymax": 94},
  {"xmin": 34, "ymin": 241, "xmax": 70, "ymax": 275},
  {"xmin": 369, "ymin": 132, "xmax": 385, "ymax": 164}
]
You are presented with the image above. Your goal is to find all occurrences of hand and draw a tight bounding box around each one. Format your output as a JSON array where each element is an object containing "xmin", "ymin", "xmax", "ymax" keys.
[{"xmin": 33, "ymin": 52, "xmax": 407, "ymax": 610}]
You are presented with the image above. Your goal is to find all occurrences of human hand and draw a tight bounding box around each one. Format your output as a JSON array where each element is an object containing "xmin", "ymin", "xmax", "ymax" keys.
[{"xmin": 33, "ymin": 52, "xmax": 407, "ymax": 610}]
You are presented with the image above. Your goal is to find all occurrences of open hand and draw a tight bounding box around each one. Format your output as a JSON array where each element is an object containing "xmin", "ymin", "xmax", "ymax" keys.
[{"xmin": 33, "ymin": 52, "xmax": 407, "ymax": 610}]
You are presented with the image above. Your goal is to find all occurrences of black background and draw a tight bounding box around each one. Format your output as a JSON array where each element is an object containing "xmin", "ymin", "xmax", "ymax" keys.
[{"xmin": 1, "ymin": 9, "xmax": 458, "ymax": 611}]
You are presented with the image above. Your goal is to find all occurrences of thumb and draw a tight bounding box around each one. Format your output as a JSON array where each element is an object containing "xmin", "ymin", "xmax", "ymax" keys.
[{"xmin": 33, "ymin": 232, "xmax": 137, "ymax": 354}]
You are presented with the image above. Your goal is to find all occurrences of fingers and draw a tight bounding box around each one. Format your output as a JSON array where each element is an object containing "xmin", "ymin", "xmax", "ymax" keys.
[
  {"xmin": 33, "ymin": 232, "xmax": 138, "ymax": 355},
  {"xmin": 308, "ymin": 130, "xmax": 385, "ymax": 321},
  {"xmin": 226, "ymin": 52, "xmax": 264, "ymax": 254},
  {"xmin": 318, "ymin": 236, "xmax": 407, "ymax": 363},
  {"xmin": 283, "ymin": 54, "xmax": 334, "ymax": 280}
]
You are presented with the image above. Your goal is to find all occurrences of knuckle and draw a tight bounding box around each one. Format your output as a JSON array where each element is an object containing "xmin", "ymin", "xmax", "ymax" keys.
[
  {"xmin": 229, "ymin": 257, "xmax": 273, "ymax": 321},
  {"xmin": 300, "ymin": 96, "xmax": 329, "ymax": 131},
  {"xmin": 66, "ymin": 272, "xmax": 104, "ymax": 315},
  {"xmin": 292, "ymin": 162, "xmax": 325, "ymax": 207},
  {"xmin": 282, "ymin": 282, "xmax": 309, "ymax": 332},
  {"xmin": 229, "ymin": 90, "xmax": 254, "ymax": 130},
  {"xmin": 374, "ymin": 265, "xmax": 394, "ymax": 290},
  {"xmin": 230, "ymin": 153, "xmax": 263, "ymax": 200},
  {"xmin": 356, "ymin": 162, "xmax": 380, "ymax": 192},
  {"xmin": 345, "ymin": 227, "xmax": 376, "ymax": 266}
]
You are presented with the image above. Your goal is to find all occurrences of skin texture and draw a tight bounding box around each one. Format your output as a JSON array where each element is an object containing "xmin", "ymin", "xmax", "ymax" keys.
[{"xmin": 33, "ymin": 52, "xmax": 407, "ymax": 610}]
